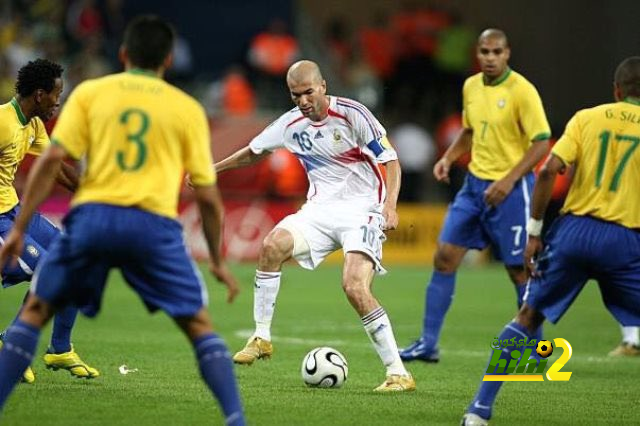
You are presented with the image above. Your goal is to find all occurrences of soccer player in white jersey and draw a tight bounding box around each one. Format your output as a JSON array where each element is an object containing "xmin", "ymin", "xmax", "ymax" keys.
[{"xmin": 215, "ymin": 60, "xmax": 415, "ymax": 392}]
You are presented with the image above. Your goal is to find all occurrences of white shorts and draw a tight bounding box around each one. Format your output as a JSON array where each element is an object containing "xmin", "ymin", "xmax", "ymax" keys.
[{"xmin": 275, "ymin": 203, "xmax": 387, "ymax": 274}]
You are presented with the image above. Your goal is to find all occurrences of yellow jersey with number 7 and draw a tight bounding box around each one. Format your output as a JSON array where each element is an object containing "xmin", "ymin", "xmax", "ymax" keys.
[
  {"xmin": 51, "ymin": 69, "xmax": 216, "ymax": 219},
  {"xmin": 553, "ymin": 99, "xmax": 640, "ymax": 228},
  {"xmin": 462, "ymin": 69, "xmax": 551, "ymax": 181}
]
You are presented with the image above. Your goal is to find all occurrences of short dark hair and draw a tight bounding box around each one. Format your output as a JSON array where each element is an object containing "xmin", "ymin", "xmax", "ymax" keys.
[
  {"xmin": 124, "ymin": 15, "xmax": 175, "ymax": 69},
  {"xmin": 615, "ymin": 56, "xmax": 640, "ymax": 98},
  {"xmin": 15, "ymin": 59, "xmax": 63, "ymax": 97}
]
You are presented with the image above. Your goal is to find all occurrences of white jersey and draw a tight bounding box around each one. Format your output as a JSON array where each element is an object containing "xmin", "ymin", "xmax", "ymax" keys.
[{"xmin": 249, "ymin": 96, "xmax": 397, "ymax": 212}]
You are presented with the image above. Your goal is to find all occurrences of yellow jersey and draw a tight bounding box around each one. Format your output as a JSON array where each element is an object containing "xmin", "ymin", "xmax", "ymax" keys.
[
  {"xmin": 462, "ymin": 69, "xmax": 551, "ymax": 180},
  {"xmin": 553, "ymin": 99, "xmax": 640, "ymax": 228},
  {"xmin": 52, "ymin": 69, "xmax": 216, "ymax": 219},
  {"xmin": 0, "ymin": 98, "xmax": 50, "ymax": 214}
]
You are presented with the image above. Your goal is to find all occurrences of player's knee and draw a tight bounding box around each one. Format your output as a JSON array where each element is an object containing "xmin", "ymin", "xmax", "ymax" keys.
[
  {"xmin": 515, "ymin": 304, "xmax": 544, "ymax": 333},
  {"xmin": 341, "ymin": 272, "xmax": 367, "ymax": 300},
  {"xmin": 19, "ymin": 295, "xmax": 53, "ymax": 328},
  {"xmin": 506, "ymin": 266, "xmax": 527, "ymax": 285},
  {"xmin": 259, "ymin": 234, "xmax": 291, "ymax": 267},
  {"xmin": 433, "ymin": 247, "xmax": 461, "ymax": 273}
]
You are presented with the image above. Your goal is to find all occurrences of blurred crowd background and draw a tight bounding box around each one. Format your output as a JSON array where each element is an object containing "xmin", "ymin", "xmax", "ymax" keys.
[{"xmin": 1, "ymin": 0, "xmax": 637, "ymax": 207}]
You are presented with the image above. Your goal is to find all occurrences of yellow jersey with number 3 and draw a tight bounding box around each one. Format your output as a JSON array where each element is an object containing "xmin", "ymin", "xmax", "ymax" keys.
[
  {"xmin": 552, "ymin": 99, "xmax": 640, "ymax": 228},
  {"xmin": 462, "ymin": 69, "xmax": 551, "ymax": 180},
  {"xmin": 52, "ymin": 70, "xmax": 216, "ymax": 219},
  {"xmin": 0, "ymin": 98, "xmax": 50, "ymax": 214}
]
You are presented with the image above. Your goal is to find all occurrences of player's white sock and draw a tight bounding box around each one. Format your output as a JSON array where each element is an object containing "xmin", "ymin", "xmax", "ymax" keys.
[
  {"xmin": 362, "ymin": 307, "xmax": 408, "ymax": 376},
  {"xmin": 253, "ymin": 270, "xmax": 281, "ymax": 341},
  {"xmin": 621, "ymin": 325, "xmax": 640, "ymax": 346}
]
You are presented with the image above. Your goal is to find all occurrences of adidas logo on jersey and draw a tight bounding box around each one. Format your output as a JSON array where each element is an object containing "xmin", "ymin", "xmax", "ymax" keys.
[{"xmin": 314, "ymin": 131, "xmax": 324, "ymax": 139}]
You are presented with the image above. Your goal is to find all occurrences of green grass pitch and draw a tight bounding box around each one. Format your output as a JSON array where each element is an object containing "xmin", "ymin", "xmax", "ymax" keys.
[{"xmin": 1, "ymin": 263, "xmax": 638, "ymax": 425}]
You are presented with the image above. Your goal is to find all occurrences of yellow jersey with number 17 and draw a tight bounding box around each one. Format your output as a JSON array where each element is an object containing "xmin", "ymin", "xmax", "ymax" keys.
[
  {"xmin": 0, "ymin": 98, "xmax": 50, "ymax": 214},
  {"xmin": 462, "ymin": 69, "xmax": 551, "ymax": 181},
  {"xmin": 51, "ymin": 69, "xmax": 216, "ymax": 219},
  {"xmin": 552, "ymin": 99, "xmax": 640, "ymax": 228}
]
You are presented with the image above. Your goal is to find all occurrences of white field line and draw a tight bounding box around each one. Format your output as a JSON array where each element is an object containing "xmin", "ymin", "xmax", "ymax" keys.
[{"xmin": 234, "ymin": 330, "xmax": 628, "ymax": 364}]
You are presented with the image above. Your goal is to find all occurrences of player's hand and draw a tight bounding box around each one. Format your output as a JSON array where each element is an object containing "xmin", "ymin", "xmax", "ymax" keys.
[
  {"xmin": 209, "ymin": 261, "xmax": 240, "ymax": 303},
  {"xmin": 382, "ymin": 205, "xmax": 399, "ymax": 230},
  {"xmin": 484, "ymin": 177, "xmax": 515, "ymax": 207},
  {"xmin": 433, "ymin": 158, "xmax": 451, "ymax": 183},
  {"xmin": 524, "ymin": 236, "xmax": 543, "ymax": 277},
  {"xmin": 0, "ymin": 229, "xmax": 24, "ymax": 271}
]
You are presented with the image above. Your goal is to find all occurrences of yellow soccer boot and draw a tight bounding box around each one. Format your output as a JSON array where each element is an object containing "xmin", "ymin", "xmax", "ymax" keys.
[
  {"xmin": 43, "ymin": 345, "xmax": 100, "ymax": 378},
  {"xmin": 232, "ymin": 337, "xmax": 273, "ymax": 365}
]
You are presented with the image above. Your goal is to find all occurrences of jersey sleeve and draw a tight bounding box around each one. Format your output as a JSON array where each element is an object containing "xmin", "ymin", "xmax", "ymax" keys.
[
  {"xmin": 347, "ymin": 102, "xmax": 397, "ymax": 163},
  {"xmin": 183, "ymin": 103, "xmax": 216, "ymax": 186},
  {"xmin": 249, "ymin": 114, "xmax": 288, "ymax": 154},
  {"xmin": 461, "ymin": 79, "xmax": 471, "ymax": 129},
  {"xmin": 552, "ymin": 113, "xmax": 580, "ymax": 165},
  {"xmin": 518, "ymin": 82, "xmax": 551, "ymax": 142},
  {"xmin": 50, "ymin": 82, "xmax": 91, "ymax": 160},
  {"xmin": 27, "ymin": 118, "xmax": 50, "ymax": 156}
]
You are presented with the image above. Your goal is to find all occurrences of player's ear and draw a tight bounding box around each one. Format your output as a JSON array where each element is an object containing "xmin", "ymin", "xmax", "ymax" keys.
[
  {"xmin": 320, "ymin": 79, "xmax": 327, "ymax": 94},
  {"xmin": 613, "ymin": 82, "xmax": 623, "ymax": 102},
  {"xmin": 163, "ymin": 51, "xmax": 174, "ymax": 70},
  {"xmin": 118, "ymin": 45, "xmax": 127, "ymax": 67}
]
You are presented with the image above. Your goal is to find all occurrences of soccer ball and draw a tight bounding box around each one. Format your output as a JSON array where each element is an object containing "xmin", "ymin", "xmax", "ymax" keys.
[
  {"xmin": 301, "ymin": 347, "xmax": 348, "ymax": 388},
  {"xmin": 536, "ymin": 340, "xmax": 554, "ymax": 358}
]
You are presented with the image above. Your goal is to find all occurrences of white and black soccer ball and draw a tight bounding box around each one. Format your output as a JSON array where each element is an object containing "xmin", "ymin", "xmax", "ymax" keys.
[{"xmin": 301, "ymin": 347, "xmax": 348, "ymax": 388}]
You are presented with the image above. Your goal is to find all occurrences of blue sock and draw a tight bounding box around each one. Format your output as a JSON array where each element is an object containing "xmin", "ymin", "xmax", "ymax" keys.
[
  {"xmin": 0, "ymin": 320, "xmax": 40, "ymax": 409},
  {"xmin": 49, "ymin": 305, "xmax": 77, "ymax": 354},
  {"xmin": 514, "ymin": 285, "xmax": 544, "ymax": 356},
  {"xmin": 421, "ymin": 271, "xmax": 456, "ymax": 349},
  {"xmin": 194, "ymin": 334, "xmax": 245, "ymax": 426},
  {"xmin": 468, "ymin": 321, "xmax": 534, "ymax": 420}
]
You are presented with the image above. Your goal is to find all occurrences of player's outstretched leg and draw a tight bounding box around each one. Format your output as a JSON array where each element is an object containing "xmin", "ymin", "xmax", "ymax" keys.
[
  {"xmin": 0, "ymin": 295, "xmax": 54, "ymax": 409},
  {"xmin": 401, "ymin": 243, "xmax": 466, "ymax": 363},
  {"xmin": 233, "ymin": 270, "xmax": 279, "ymax": 365},
  {"xmin": 43, "ymin": 306, "xmax": 99, "ymax": 378},
  {"xmin": 234, "ymin": 229, "xmax": 292, "ymax": 365},
  {"xmin": 178, "ymin": 310, "xmax": 245, "ymax": 426},
  {"xmin": 461, "ymin": 305, "xmax": 543, "ymax": 425}
]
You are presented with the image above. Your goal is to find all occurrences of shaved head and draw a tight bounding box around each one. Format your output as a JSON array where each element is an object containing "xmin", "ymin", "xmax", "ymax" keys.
[
  {"xmin": 478, "ymin": 28, "xmax": 509, "ymax": 47},
  {"xmin": 286, "ymin": 60, "xmax": 328, "ymax": 121},
  {"xmin": 287, "ymin": 60, "xmax": 324, "ymax": 85},
  {"xmin": 615, "ymin": 56, "xmax": 640, "ymax": 98}
]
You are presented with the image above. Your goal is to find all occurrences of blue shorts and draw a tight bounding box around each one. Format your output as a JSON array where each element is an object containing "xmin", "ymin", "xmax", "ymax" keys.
[
  {"xmin": 525, "ymin": 215, "xmax": 640, "ymax": 326},
  {"xmin": 0, "ymin": 205, "xmax": 60, "ymax": 287},
  {"xmin": 439, "ymin": 172, "xmax": 534, "ymax": 266},
  {"xmin": 32, "ymin": 203, "xmax": 209, "ymax": 318}
]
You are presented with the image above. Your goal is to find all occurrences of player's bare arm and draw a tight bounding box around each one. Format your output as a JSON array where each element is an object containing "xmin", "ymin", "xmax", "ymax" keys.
[
  {"xmin": 0, "ymin": 144, "xmax": 67, "ymax": 269},
  {"xmin": 382, "ymin": 159, "xmax": 401, "ymax": 230},
  {"xmin": 54, "ymin": 161, "xmax": 79, "ymax": 192},
  {"xmin": 193, "ymin": 183, "xmax": 239, "ymax": 303},
  {"xmin": 484, "ymin": 138, "xmax": 550, "ymax": 207},
  {"xmin": 434, "ymin": 128, "xmax": 472, "ymax": 183},
  {"xmin": 214, "ymin": 146, "xmax": 270, "ymax": 173},
  {"xmin": 524, "ymin": 153, "xmax": 565, "ymax": 276}
]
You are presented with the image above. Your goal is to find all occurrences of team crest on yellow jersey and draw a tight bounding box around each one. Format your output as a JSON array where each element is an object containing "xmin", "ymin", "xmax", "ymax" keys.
[{"xmin": 498, "ymin": 99, "xmax": 506, "ymax": 109}]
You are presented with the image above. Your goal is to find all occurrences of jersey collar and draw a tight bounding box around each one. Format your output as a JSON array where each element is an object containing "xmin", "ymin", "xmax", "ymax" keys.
[
  {"xmin": 10, "ymin": 97, "xmax": 28, "ymax": 126},
  {"xmin": 623, "ymin": 97, "xmax": 640, "ymax": 106},
  {"xmin": 126, "ymin": 68, "xmax": 159, "ymax": 78},
  {"xmin": 483, "ymin": 68, "xmax": 512, "ymax": 86}
]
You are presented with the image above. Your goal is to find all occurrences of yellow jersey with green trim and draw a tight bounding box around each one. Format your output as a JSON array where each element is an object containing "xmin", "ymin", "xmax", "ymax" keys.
[
  {"xmin": 553, "ymin": 99, "xmax": 640, "ymax": 228},
  {"xmin": 52, "ymin": 70, "xmax": 216, "ymax": 219},
  {"xmin": 0, "ymin": 98, "xmax": 50, "ymax": 214},
  {"xmin": 462, "ymin": 69, "xmax": 551, "ymax": 180}
]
